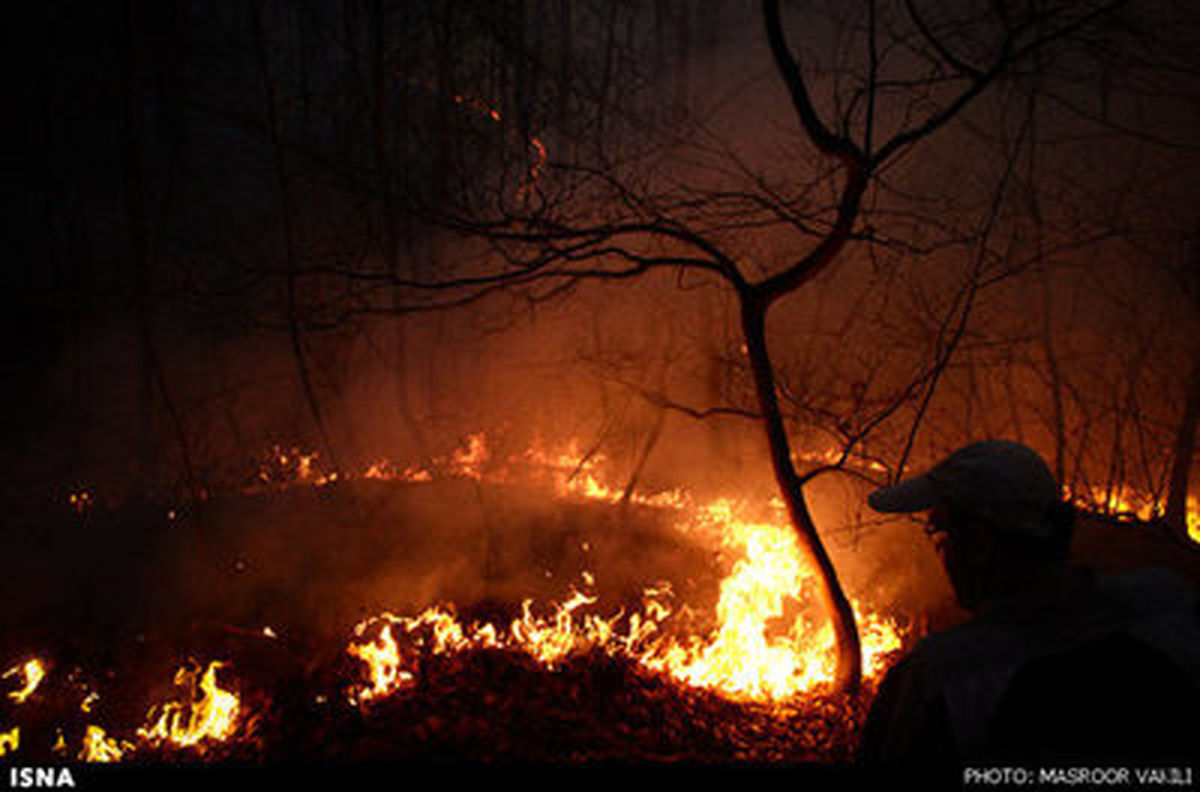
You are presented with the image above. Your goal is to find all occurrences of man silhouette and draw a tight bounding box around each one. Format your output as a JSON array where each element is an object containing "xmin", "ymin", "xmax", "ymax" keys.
[{"xmin": 858, "ymin": 440, "xmax": 1200, "ymax": 764}]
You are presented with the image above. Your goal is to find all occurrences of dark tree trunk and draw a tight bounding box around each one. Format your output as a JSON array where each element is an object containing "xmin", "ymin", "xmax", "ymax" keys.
[
  {"xmin": 121, "ymin": 0, "xmax": 199, "ymax": 503},
  {"xmin": 252, "ymin": 0, "xmax": 339, "ymax": 470},
  {"xmin": 432, "ymin": 2, "xmax": 456, "ymax": 206},
  {"xmin": 556, "ymin": 0, "xmax": 571, "ymax": 140},
  {"xmin": 740, "ymin": 295, "xmax": 862, "ymax": 693}
]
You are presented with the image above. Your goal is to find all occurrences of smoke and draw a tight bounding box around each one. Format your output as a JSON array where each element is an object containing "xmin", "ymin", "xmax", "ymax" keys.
[{"xmin": 6, "ymin": 1, "xmax": 1196, "ymax": 680}]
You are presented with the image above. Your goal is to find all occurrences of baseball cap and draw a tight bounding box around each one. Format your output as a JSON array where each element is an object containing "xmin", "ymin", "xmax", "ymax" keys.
[{"xmin": 868, "ymin": 440, "xmax": 1061, "ymax": 539}]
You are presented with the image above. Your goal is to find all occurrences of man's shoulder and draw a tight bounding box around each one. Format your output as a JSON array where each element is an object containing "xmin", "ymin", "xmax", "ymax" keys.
[
  {"xmin": 902, "ymin": 566, "xmax": 1199, "ymax": 682},
  {"xmin": 902, "ymin": 615, "xmax": 1025, "ymax": 675}
]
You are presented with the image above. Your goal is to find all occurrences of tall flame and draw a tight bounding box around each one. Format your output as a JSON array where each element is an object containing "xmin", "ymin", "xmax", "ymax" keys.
[
  {"xmin": 347, "ymin": 623, "xmax": 412, "ymax": 703},
  {"xmin": 137, "ymin": 661, "xmax": 240, "ymax": 749},
  {"xmin": 348, "ymin": 483, "xmax": 906, "ymax": 708}
]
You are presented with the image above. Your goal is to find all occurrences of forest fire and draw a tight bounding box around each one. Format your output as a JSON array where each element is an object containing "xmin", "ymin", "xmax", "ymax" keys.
[
  {"xmin": 0, "ymin": 433, "xmax": 911, "ymax": 765},
  {"xmin": 342, "ymin": 482, "xmax": 905, "ymax": 709},
  {"xmin": 4, "ymin": 431, "xmax": 1194, "ymax": 767},
  {"xmin": 79, "ymin": 726, "xmax": 126, "ymax": 763},
  {"xmin": 4, "ymin": 432, "xmax": 1195, "ymax": 770},
  {"xmin": 5, "ymin": 0, "xmax": 1200, "ymax": 779},
  {"xmin": 280, "ymin": 433, "xmax": 906, "ymax": 708},
  {"xmin": 2, "ymin": 657, "xmax": 247, "ymax": 762},
  {"xmin": 136, "ymin": 661, "xmax": 241, "ymax": 749},
  {"xmin": 1067, "ymin": 486, "xmax": 1200, "ymax": 545},
  {"xmin": 252, "ymin": 433, "xmax": 910, "ymax": 702}
]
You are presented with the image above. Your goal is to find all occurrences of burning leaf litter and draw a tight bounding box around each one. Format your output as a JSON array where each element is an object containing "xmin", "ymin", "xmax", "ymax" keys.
[
  {"xmin": 78, "ymin": 725, "xmax": 126, "ymax": 763},
  {"xmin": 5, "ymin": 433, "xmax": 913, "ymax": 763},
  {"xmin": 137, "ymin": 661, "xmax": 241, "ymax": 749},
  {"xmin": 0, "ymin": 727, "xmax": 18, "ymax": 757}
]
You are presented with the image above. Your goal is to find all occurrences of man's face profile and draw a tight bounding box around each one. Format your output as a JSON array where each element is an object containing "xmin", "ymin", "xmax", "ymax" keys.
[{"xmin": 926, "ymin": 504, "xmax": 993, "ymax": 611}]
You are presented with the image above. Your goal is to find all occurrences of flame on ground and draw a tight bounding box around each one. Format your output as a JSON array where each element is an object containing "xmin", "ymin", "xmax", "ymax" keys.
[
  {"xmin": 3, "ymin": 658, "xmax": 45, "ymax": 704},
  {"xmin": 79, "ymin": 726, "xmax": 129, "ymax": 763},
  {"xmin": 136, "ymin": 661, "xmax": 240, "ymax": 750},
  {"xmin": 3, "ymin": 660, "xmax": 242, "ymax": 762},
  {"xmin": 253, "ymin": 433, "xmax": 907, "ymax": 708},
  {"xmin": 347, "ymin": 479, "xmax": 906, "ymax": 708},
  {"xmin": 1066, "ymin": 486, "xmax": 1200, "ymax": 544},
  {"xmin": 0, "ymin": 727, "xmax": 18, "ymax": 757},
  {"xmin": 241, "ymin": 434, "xmax": 1200, "ymax": 550}
]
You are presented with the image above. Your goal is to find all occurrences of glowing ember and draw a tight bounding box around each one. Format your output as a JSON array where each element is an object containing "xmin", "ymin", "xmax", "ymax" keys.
[
  {"xmin": 450, "ymin": 432, "xmax": 489, "ymax": 480},
  {"xmin": 257, "ymin": 445, "xmax": 338, "ymax": 489},
  {"xmin": 4, "ymin": 658, "xmax": 46, "ymax": 704},
  {"xmin": 80, "ymin": 691, "xmax": 100, "ymax": 713},
  {"xmin": 1067, "ymin": 484, "xmax": 1161, "ymax": 522},
  {"xmin": 137, "ymin": 661, "xmax": 240, "ymax": 749},
  {"xmin": 521, "ymin": 439, "xmax": 687, "ymax": 508},
  {"xmin": 68, "ymin": 490, "xmax": 93, "ymax": 514},
  {"xmin": 363, "ymin": 459, "xmax": 432, "ymax": 482}
]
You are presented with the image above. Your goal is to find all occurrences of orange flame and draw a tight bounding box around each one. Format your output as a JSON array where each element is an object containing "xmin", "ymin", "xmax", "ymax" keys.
[
  {"xmin": 80, "ymin": 691, "xmax": 100, "ymax": 713},
  {"xmin": 635, "ymin": 499, "xmax": 902, "ymax": 700},
  {"xmin": 1066, "ymin": 486, "xmax": 1200, "ymax": 545},
  {"xmin": 1189, "ymin": 496, "xmax": 1200, "ymax": 544},
  {"xmin": 0, "ymin": 727, "xmax": 17, "ymax": 757},
  {"xmin": 521, "ymin": 439, "xmax": 687, "ymax": 508},
  {"xmin": 450, "ymin": 432, "xmax": 489, "ymax": 481},
  {"xmin": 3, "ymin": 658, "xmax": 46, "ymax": 704},
  {"xmin": 363, "ymin": 460, "xmax": 432, "ymax": 483},
  {"xmin": 347, "ymin": 477, "xmax": 907, "ymax": 708},
  {"xmin": 137, "ymin": 661, "xmax": 240, "ymax": 749},
  {"xmin": 79, "ymin": 725, "xmax": 128, "ymax": 763},
  {"xmin": 246, "ymin": 433, "xmax": 905, "ymax": 707},
  {"xmin": 1066, "ymin": 484, "xmax": 1160, "ymax": 522},
  {"xmin": 346, "ymin": 623, "xmax": 413, "ymax": 702}
]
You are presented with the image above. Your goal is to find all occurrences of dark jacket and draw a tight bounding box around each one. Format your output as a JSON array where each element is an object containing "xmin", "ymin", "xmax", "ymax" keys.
[{"xmin": 858, "ymin": 567, "xmax": 1200, "ymax": 764}]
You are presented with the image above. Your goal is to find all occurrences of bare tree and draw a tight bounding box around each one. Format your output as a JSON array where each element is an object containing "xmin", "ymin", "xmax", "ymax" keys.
[{"xmin": 306, "ymin": 1, "xmax": 1127, "ymax": 692}]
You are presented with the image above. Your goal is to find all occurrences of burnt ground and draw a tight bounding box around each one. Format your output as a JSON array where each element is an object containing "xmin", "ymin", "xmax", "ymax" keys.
[
  {"xmin": 1, "ymin": 478, "xmax": 805, "ymax": 768},
  {"xmin": 0, "ymin": 477, "xmax": 1197, "ymax": 773}
]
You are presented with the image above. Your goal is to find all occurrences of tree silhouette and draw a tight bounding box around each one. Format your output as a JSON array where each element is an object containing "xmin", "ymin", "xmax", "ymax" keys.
[{"xmin": 329, "ymin": 0, "xmax": 1133, "ymax": 692}]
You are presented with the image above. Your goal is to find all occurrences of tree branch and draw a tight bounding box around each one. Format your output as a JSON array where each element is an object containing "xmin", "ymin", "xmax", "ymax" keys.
[{"xmin": 762, "ymin": 0, "xmax": 866, "ymax": 168}]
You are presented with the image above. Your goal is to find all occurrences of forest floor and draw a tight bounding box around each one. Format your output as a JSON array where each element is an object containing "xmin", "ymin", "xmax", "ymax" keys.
[{"xmin": 0, "ymin": 476, "xmax": 1196, "ymax": 770}]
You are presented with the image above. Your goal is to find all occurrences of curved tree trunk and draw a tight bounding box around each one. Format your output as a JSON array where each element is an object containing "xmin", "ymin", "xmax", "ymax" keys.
[{"xmin": 740, "ymin": 295, "xmax": 862, "ymax": 693}]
